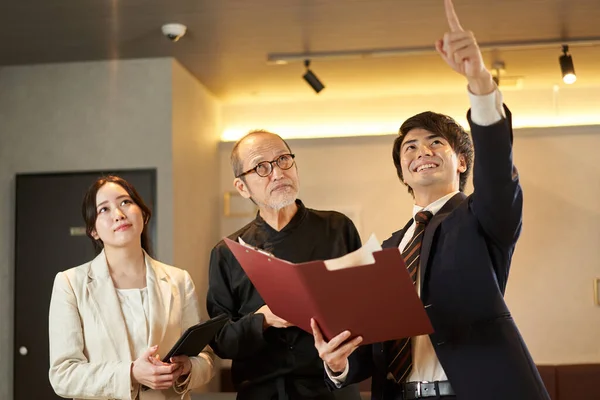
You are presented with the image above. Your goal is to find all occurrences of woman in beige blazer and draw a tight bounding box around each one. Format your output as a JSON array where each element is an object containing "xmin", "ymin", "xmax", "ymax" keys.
[{"xmin": 49, "ymin": 175, "xmax": 215, "ymax": 400}]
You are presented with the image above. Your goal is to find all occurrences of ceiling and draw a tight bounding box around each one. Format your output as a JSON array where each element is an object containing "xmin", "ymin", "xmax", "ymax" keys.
[{"xmin": 2, "ymin": 0, "xmax": 599, "ymax": 105}]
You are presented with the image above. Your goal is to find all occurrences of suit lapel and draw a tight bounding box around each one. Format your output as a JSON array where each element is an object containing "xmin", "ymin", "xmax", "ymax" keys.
[
  {"xmin": 382, "ymin": 219, "xmax": 413, "ymax": 249},
  {"xmin": 419, "ymin": 192, "xmax": 466, "ymax": 293},
  {"xmin": 146, "ymin": 255, "xmax": 173, "ymax": 347},
  {"xmin": 86, "ymin": 251, "xmax": 132, "ymax": 361}
]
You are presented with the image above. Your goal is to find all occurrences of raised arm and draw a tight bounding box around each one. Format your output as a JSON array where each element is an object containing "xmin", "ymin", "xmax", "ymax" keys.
[
  {"xmin": 435, "ymin": 0, "xmax": 495, "ymax": 96},
  {"xmin": 437, "ymin": 0, "xmax": 522, "ymax": 248}
]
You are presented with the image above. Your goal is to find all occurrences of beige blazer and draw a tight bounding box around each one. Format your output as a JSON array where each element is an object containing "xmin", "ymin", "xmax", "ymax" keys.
[{"xmin": 48, "ymin": 250, "xmax": 215, "ymax": 400}]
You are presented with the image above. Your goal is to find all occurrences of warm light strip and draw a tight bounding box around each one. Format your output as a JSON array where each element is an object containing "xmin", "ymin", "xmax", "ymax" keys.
[
  {"xmin": 221, "ymin": 115, "xmax": 600, "ymax": 141},
  {"xmin": 221, "ymin": 122, "xmax": 404, "ymax": 141}
]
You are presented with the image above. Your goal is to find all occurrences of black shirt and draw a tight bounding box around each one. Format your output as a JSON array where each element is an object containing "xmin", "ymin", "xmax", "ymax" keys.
[{"xmin": 207, "ymin": 200, "xmax": 363, "ymax": 400}]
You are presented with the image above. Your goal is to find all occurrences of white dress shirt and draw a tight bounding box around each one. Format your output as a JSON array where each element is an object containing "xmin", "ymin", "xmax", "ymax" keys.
[
  {"xmin": 400, "ymin": 192, "xmax": 457, "ymax": 382},
  {"xmin": 327, "ymin": 85, "xmax": 506, "ymax": 386}
]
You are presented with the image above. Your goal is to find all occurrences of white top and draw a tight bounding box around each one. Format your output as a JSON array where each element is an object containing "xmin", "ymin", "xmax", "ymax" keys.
[{"xmin": 115, "ymin": 287, "xmax": 150, "ymax": 359}]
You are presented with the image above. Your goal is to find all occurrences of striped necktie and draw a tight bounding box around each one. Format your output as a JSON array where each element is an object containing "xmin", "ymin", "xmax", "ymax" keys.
[{"xmin": 387, "ymin": 210, "xmax": 433, "ymax": 383}]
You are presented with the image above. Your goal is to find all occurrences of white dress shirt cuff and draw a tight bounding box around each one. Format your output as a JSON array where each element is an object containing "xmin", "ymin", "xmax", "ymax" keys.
[
  {"xmin": 324, "ymin": 361, "xmax": 350, "ymax": 388},
  {"xmin": 467, "ymin": 85, "xmax": 506, "ymax": 126}
]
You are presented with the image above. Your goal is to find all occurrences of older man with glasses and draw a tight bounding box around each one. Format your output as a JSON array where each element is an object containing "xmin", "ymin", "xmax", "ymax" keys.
[{"xmin": 207, "ymin": 130, "xmax": 363, "ymax": 400}]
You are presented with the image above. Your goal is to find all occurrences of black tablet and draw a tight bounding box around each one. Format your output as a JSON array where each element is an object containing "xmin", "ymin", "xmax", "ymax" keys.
[{"xmin": 161, "ymin": 314, "xmax": 228, "ymax": 362}]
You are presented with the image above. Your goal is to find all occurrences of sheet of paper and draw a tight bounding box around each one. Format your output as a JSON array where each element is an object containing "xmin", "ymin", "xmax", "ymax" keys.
[
  {"xmin": 323, "ymin": 233, "xmax": 382, "ymax": 271},
  {"xmin": 238, "ymin": 237, "xmax": 275, "ymax": 257}
]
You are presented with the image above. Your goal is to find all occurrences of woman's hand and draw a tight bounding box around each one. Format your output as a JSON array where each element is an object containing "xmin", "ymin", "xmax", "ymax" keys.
[
  {"xmin": 131, "ymin": 346, "xmax": 178, "ymax": 390},
  {"xmin": 168, "ymin": 355, "xmax": 192, "ymax": 382}
]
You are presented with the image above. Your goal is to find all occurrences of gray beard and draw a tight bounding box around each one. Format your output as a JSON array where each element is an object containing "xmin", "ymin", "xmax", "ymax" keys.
[
  {"xmin": 250, "ymin": 188, "xmax": 299, "ymax": 211},
  {"xmin": 265, "ymin": 196, "xmax": 297, "ymax": 211}
]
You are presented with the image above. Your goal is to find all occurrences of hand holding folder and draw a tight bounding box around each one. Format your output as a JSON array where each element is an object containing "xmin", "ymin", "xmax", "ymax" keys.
[{"xmin": 224, "ymin": 235, "xmax": 433, "ymax": 345}]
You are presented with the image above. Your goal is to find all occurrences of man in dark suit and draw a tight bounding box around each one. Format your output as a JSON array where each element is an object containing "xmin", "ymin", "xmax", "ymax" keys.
[{"xmin": 310, "ymin": 1, "xmax": 550, "ymax": 399}]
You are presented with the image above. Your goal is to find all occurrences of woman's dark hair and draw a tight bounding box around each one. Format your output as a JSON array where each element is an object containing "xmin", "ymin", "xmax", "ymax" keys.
[{"xmin": 82, "ymin": 175, "xmax": 153, "ymax": 256}]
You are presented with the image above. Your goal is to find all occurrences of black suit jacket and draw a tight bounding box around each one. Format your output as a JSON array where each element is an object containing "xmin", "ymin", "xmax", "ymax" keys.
[{"xmin": 333, "ymin": 108, "xmax": 550, "ymax": 400}]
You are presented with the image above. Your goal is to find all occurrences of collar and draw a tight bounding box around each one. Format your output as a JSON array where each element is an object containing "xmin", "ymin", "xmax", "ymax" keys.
[
  {"xmin": 253, "ymin": 199, "xmax": 308, "ymax": 234},
  {"xmin": 412, "ymin": 191, "xmax": 460, "ymax": 219}
]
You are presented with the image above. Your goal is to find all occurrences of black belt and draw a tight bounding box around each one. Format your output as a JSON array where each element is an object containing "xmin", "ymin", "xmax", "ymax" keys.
[{"xmin": 401, "ymin": 380, "xmax": 454, "ymax": 399}]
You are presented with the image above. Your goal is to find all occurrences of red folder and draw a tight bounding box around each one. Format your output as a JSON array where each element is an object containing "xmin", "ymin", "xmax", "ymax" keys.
[{"xmin": 224, "ymin": 238, "xmax": 433, "ymax": 345}]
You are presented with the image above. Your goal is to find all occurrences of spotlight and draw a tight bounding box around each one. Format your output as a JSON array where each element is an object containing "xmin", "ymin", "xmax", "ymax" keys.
[
  {"xmin": 303, "ymin": 59, "xmax": 325, "ymax": 93},
  {"xmin": 559, "ymin": 45, "xmax": 576, "ymax": 84}
]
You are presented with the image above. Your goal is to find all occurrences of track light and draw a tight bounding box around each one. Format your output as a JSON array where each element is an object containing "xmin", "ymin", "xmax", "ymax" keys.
[
  {"xmin": 559, "ymin": 45, "xmax": 576, "ymax": 84},
  {"xmin": 268, "ymin": 37, "xmax": 600, "ymax": 65},
  {"xmin": 302, "ymin": 60, "xmax": 325, "ymax": 93}
]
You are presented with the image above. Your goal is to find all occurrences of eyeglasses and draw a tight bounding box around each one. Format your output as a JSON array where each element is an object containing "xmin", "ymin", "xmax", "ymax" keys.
[{"xmin": 237, "ymin": 153, "xmax": 296, "ymax": 178}]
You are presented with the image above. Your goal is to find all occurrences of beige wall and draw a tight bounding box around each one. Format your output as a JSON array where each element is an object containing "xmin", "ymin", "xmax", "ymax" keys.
[
  {"xmin": 172, "ymin": 59, "xmax": 221, "ymax": 318},
  {"xmin": 218, "ymin": 124, "xmax": 600, "ymax": 365},
  {"xmin": 509, "ymin": 126, "xmax": 600, "ymax": 364},
  {"xmin": 171, "ymin": 60, "xmax": 222, "ymax": 391}
]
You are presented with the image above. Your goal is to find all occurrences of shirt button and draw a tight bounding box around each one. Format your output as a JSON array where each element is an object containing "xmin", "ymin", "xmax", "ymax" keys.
[{"xmin": 289, "ymin": 346, "xmax": 294, "ymax": 350}]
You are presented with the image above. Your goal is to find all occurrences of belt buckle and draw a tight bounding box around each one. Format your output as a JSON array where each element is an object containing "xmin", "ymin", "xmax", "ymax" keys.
[{"xmin": 416, "ymin": 381, "xmax": 431, "ymax": 398}]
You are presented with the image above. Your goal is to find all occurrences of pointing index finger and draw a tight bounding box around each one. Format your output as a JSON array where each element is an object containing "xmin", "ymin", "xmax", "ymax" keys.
[{"xmin": 445, "ymin": 0, "xmax": 464, "ymax": 32}]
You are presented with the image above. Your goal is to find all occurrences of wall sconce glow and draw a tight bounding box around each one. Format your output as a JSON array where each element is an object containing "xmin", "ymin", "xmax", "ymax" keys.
[
  {"xmin": 510, "ymin": 114, "xmax": 600, "ymax": 129},
  {"xmin": 221, "ymin": 114, "xmax": 600, "ymax": 142},
  {"xmin": 221, "ymin": 122, "xmax": 406, "ymax": 141}
]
